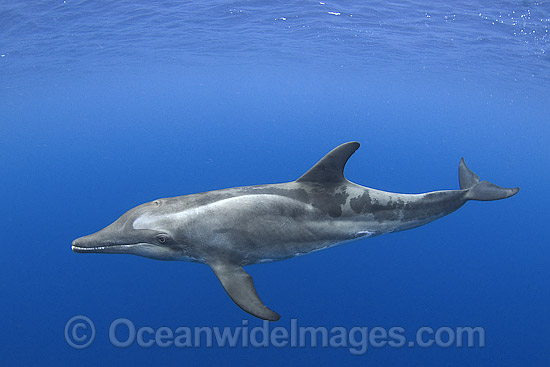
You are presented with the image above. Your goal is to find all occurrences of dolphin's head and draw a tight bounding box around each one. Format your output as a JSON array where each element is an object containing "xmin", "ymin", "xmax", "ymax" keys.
[{"xmin": 72, "ymin": 199, "xmax": 186, "ymax": 261}]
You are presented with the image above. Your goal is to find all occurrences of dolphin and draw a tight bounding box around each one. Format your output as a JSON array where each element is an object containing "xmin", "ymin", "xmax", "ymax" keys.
[{"xmin": 72, "ymin": 142, "xmax": 519, "ymax": 321}]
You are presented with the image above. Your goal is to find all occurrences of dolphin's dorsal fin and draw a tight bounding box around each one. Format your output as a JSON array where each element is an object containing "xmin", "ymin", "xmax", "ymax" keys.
[
  {"xmin": 210, "ymin": 263, "xmax": 280, "ymax": 321},
  {"xmin": 296, "ymin": 142, "xmax": 360, "ymax": 183}
]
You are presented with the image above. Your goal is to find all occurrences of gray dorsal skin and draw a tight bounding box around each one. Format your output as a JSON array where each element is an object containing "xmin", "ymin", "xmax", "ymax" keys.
[{"xmin": 72, "ymin": 142, "xmax": 519, "ymax": 321}]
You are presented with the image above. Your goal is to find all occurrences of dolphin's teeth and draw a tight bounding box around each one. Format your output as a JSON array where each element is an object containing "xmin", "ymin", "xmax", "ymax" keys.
[{"xmin": 72, "ymin": 245, "xmax": 107, "ymax": 251}]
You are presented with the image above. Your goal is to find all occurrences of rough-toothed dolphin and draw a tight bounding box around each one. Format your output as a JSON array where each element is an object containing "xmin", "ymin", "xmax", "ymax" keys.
[{"xmin": 72, "ymin": 142, "xmax": 519, "ymax": 321}]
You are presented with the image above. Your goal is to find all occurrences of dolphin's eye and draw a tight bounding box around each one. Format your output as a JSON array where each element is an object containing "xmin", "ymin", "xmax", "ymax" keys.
[
  {"xmin": 154, "ymin": 200, "xmax": 161, "ymax": 207},
  {"xmin": 157, "ymin": 234, "xmax": 168, "ymax": 244}
]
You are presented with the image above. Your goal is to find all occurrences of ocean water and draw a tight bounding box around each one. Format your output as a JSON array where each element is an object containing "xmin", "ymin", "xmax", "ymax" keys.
[{"xmin": 1, "ymin": 0, "xmax": 549, "ymax": 366}]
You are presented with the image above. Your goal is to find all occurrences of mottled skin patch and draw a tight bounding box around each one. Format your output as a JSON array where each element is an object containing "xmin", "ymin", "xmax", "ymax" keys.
[
  {"xmin": 349, "ymin": 189, "xmax": 466, "ymax": 224},
  {"xmin": 350, "ymin": 190, "xmax": 402, "ymax": 221}
]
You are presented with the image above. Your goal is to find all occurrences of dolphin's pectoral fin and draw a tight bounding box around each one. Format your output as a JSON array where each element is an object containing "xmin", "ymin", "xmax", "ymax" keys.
[{"xmin": 209, "ymin": 263, "xmax": 280, "ymax": 321}]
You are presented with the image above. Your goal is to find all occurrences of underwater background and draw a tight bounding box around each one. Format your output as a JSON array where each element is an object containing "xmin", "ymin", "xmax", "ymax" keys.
[{"xmin": 1, "ymin": 0, "xmax": 549, "ymax": 365}]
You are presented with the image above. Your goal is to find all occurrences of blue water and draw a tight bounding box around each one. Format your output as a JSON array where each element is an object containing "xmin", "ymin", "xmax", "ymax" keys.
[{"xmin": 1, "ymin": 0, "xmax": 549, "ymax": 366}]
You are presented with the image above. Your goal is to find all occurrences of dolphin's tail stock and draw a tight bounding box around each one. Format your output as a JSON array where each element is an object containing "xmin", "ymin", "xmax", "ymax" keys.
[{"xmin": 459, "ymin": 158, "xmax": 519, "ymax": 201}]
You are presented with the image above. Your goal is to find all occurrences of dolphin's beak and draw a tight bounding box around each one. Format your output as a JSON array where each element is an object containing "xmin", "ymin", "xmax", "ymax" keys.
[
  {"xmin": 71, "ymin": 234, "xmax": 105, "ymax": 253},
  {"xmin": 71, "ymin": 228, "xmax": 147, "ymax": 255},
  {"xmin": 71, "ymin": 227, "xmax": 119, "ymax": 253}
]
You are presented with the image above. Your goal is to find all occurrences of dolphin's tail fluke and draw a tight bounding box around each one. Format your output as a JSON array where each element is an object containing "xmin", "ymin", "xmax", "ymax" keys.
[{"xmin": 459, "ymin": 158, "xmax": 519, "ymax": 201}]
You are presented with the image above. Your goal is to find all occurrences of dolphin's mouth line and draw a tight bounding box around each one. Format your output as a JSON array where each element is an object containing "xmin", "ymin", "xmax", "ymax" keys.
[
  {"xmin": 72, "ymin": 245, "xmax": 106, "ymax": 252},
  {"xmin": 71, "ymin": 243, "xmax": 140, "ymax": 253}
]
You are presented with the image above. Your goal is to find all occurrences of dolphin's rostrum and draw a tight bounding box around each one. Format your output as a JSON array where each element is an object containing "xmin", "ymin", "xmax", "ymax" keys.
[{"xmin": 72, "ymin": 142, "xmax": 519, "ymax": 321}]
